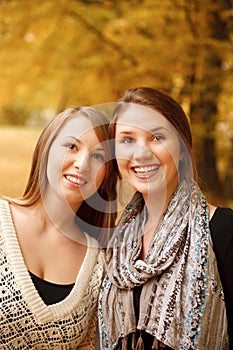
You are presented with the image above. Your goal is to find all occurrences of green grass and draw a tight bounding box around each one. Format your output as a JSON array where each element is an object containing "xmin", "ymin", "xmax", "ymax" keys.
[{"xmin": 0, "ymin": 125, "xmax": 42, "ymax": 198}]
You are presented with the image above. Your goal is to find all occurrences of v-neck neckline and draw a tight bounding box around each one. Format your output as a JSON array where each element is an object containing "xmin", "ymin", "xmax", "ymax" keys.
[{"xmin": 0, "ymin": 199, "xmax": 100, "ymax": 323}]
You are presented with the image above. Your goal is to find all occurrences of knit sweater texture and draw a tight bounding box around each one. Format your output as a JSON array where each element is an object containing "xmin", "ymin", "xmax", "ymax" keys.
[{"xmin": 0, "ymin": 199, "xmax": 105, "ymax": 349}]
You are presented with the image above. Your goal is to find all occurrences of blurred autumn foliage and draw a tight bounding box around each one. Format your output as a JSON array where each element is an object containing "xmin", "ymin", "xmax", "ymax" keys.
[{"xmin": 0, "ymin": 0, "xmax": 232, "ymax": 206}]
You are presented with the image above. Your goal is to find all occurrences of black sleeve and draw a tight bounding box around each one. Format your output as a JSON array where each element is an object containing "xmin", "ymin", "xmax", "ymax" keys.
[{"xmin": 210, "ymin": 207, "xmax": 233, "ymax": 349}]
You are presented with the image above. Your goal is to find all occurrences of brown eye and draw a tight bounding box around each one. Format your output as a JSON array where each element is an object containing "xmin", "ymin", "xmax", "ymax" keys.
[
  {"xmin": 64, "ymin": 143, "xmax": 77, "ymax": 150},
  {"xmin": 152, "ymin": 134, "xmax": 165, "ymax": 141}
]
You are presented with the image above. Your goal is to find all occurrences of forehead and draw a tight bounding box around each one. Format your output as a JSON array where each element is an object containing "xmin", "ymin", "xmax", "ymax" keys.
[
  {"xmin": 116, "ymin": 104, "xmax": 172, "ymax": 133},
  {"xmin": 59, "ymin": 115, "xmax": 95, "ymax": 138}
]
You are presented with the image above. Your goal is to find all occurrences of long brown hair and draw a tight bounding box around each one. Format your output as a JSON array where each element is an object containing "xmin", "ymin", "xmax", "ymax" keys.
[
  {"xmin": 7, "ymin": 107, "xmax": 118, "ymax": 242},
  {"xmin": 109, "ymin": 87, "xmax": 198, "ymax": 182}
]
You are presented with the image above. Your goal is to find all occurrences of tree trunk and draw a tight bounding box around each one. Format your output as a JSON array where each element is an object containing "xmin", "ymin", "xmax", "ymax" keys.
[{"xmin": 185, "ymin": 0, "xmax": 232, "ymax": 204}]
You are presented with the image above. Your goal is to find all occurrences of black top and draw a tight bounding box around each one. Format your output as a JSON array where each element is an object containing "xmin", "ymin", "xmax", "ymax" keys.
[
  {"xmin": 118, "ymin": 207, "xmax": 233, "ymax": 350},
  {"xmin": 210, "ymin": 207, "xmax": 233, "ymax": 349},
  {"xmin": 29, "ymin": 271, "xmax": 74, "ymax": 305}
]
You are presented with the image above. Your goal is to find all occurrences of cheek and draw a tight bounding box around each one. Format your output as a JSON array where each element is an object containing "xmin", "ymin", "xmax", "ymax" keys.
[
  {"xmin": 46, "ymin": 150, "xmax": 69, "ymax": 188},
  {"xmin": 157, "ymin": 142, "xmax": 181, "ymax": 167},
  {"xmin": 48, "ymin": 146, "xmax": 67, "ymax": 170},
  {"xmin": 115, "ymin": 144, "xmax": 134, "ymax": 161},
  {"xmin": 168, "ymin": 146, "xmax": 181, "ymax": 168},
  {"xmin": 47, "ymin": 151, "xmax": 61, "ymax": 179},
  {"xmin": 116, "ymin": 158, "xmax": 128, "ymax": 178},
  {"xmin": 164, "ymin": 151, "xmax": 179, "ymax": 167},
  {"xmin": 115, "ymin": 146, "xmax": 133, "ymax": 173}
]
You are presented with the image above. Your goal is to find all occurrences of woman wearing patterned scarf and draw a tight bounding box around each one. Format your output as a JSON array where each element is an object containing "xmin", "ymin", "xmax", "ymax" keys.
[{"xmin": 98, "ymin": 87, "xmax": 233, "ymax": 349}]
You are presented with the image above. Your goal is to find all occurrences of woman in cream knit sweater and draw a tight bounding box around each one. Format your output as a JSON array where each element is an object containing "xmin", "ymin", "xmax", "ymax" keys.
[{"xmin": 0, "ymin": 106, "xmax": 117, "ymax": 349}]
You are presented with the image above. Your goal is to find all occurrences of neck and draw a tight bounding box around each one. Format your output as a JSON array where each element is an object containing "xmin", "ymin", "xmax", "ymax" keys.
[
  {"xmin": 143, "ymin": 186, "xmax": 176, "ymax": 231},
  {"xmin": 36, "ymin": 192, "xmax": 85, "ymax": 244},
  {"xmin": 42, "ymin": 185, "xmax": 82, "ymax": 216}
]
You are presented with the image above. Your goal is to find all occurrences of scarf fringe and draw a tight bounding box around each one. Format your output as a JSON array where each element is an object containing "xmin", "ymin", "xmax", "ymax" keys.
[
  {"xmin": 135, "ymin": 332, "xmax": 144, "ymax": 350},
  {"xmin": 131, "ymin": 332, "xmax": 136, "ymax": 349},
  {"xmin": 121, "ymin": 332, "xmax": 166, "ymax": 350},
  {"xmin": 152, "ymin": 337, "xmax": 159, "ymax": 350},
  {"xmin": 122, "ymin": 335, "xmax": 128, "ymax": 350},
  {"xmin": 152, "ymin": 337, "xmax": 167, "ymax": 349}
]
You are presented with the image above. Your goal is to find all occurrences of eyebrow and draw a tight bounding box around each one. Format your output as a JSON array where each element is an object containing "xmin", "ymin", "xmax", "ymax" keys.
[
  {"xmin": 68, "ymin": 136, "xmax": 81, "ymax": 142},
  {"xmin": 68, "ymin": 136, "xmax": 105, "ymax": 151},
  {"xmin": 117, "ymin": 131, "xmax": 134, "ymax": 135},
  {"xmin": 150, "ymin": 127, "xmax": 168, "ymax": 133},
  {"xmin": 117, "ymin": 127, "xmax": 168, "ymax": 135}
]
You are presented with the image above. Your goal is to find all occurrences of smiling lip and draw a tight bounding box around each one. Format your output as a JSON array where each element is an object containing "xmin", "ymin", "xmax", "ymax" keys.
[
  {"xmin": 64, "ymin": 174, "xmax": 87, "ymax": 187},
  {"xmin": 131, "ymin": 164, "xmax": 160, "ymax": 178}
]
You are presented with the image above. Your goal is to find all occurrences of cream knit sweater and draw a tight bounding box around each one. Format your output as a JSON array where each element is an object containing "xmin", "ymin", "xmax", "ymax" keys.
[{"xmin": 0, "ymin": 199, "xmax": 105, "ymax": 349}]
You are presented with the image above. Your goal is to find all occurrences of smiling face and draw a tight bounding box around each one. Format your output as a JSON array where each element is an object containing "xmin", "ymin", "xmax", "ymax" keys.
[
  {"xmin": 46, "ymin": 115, "xmax": 107, "ymax": 212},
  {"xmin": 115, "ymin": 104, "xmax": 182, "ymax": 201}
]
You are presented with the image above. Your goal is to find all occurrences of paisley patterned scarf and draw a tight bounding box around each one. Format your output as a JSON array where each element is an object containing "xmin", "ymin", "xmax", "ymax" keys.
[{"xmin": 98, "ymin": 181, "xmax": 228, "ymax": 349}]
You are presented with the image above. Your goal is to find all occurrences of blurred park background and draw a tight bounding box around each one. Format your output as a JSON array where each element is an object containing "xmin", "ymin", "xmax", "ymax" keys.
[{"xmin": 0, "ymin": 0, "xmax": 232, "ymax": 208}]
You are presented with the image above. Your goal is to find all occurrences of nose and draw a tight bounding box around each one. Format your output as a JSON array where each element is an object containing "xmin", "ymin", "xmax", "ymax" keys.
[
  {"xmin": 73, "ymin": 152, "xmax": 90, "ymax": 172},
  {"xmin": 133, "ymin": 142, "xmax": 153, "ymax": 162}
]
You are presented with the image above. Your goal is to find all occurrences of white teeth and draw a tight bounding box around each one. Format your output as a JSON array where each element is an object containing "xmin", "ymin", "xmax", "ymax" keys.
[
  {"xmin": 66, "ymin": 175, "xmax": 86, "ymax": 185},
  {"xmin": 133, "ymin": 165, "xmax": 159, "ymax": 174}
]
